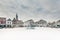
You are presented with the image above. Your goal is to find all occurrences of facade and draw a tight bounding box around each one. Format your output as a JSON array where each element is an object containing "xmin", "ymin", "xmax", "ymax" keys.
[
  {"xmin": 12, "ymin": 18, "xmax": 18, "ymax": 27},
  {"xmin": 47, "ymin": 22, "xmax": 55, "ymax": 28},
  {"xmin": 24, "ymin": 19, "xmax": 35, "ymax": 27},
  {"xmin": 35, "ymin": 20, "xmax": 47, "ymax": 27},
  {"xmin": 0, "ymin": 17, "xmax": 6, "ymax": 28},
  {"xmin": 15, "ymin": 20, "xmax": 24, "ymax": 27},
  {"xmin": 12, "ymin": 13, "xmax": 24, "ymax": 27},
  {"xmin": 12, "ymin": 18, "xmax": 17, "ymax": 24},
  {"xmin": 6, "ymin": 18, "xmax": 12, "ymax": 28},
  {"xmin": 12, "ymin": 13, "xmax": 18, "ymax": 24},
  {"xmin": 12, "ymin": 14, "xmax": 18, "ymax": 27},
  {"xmin": 55, "ymin": 20, "xmax": 60, "ymax": 28}
]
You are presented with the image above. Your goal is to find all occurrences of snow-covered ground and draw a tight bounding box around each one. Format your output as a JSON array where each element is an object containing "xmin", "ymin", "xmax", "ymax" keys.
[{"xmin": 0, "ymin": 27, "xmax": 60, "ymax": 40}]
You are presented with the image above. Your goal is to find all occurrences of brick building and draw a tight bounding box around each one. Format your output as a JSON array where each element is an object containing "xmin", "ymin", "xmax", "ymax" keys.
[{"xmin": 0, "ymin": 17, "xmax": 6, "ymax": 28}]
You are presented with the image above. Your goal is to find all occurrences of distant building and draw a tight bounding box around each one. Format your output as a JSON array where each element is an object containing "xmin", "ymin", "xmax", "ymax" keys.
[
  {"xmin": 55, "ymin": 20, "xmax": 60, "ymax": 28},
  {"xmin": 12, "ymin": 18, "xmax": 17, "ymax": 24},
  {"xmin": 6, "ymin": 18, "xmax": 12, "ymax": 28},
  {"xmin": 47, "ymin": 22, "xmax": 52, "ymax": 27},
  {"xmin": 12, "ymin": 13, "xmax": 24, "ymax": 27},
  {"xmin": 12, "ymin": 13, "xmax": 18, "ymax": 24},
  {"xmin": 24, "ymin": 19, "xmax": 35, "ymax": 27},
  {"xmin": 47, "ymin": 22, "xmax": 55, "ymax": 28},
  {"xmin": 12, "ymin": 13, "xmax": 19, "ymax": 27},
  {"xmin": 35, "ymin": 19, "xmax": 47, "ymax": 27},
  {"xmin": 16, "ymin": 13, "xmax": 18, "ymax": 21},
  {"xmin": 0, "ymin": 17, "xmax": 6, "ymax": 28},
  {"xmin": 15, "ymin": 20, "xmax": 24, "ymax": 27}
]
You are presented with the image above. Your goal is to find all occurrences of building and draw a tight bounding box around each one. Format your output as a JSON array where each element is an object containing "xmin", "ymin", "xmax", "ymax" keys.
[
  {"xmin": 24, "ymin": 19, "xmax": 35, "ymax": 27},
  {"xmin": 12, "ymin": 18, "xmax": 17, "ymax": 24},
  {"xmin": 12, "ymin": 13, "xmax": 24, "ymax": 27},
  {"xmin": 16, "ymin": 13, "xmax": 18, "ymax": 20},
  {"xmin": 47, "ymin": 22, "xmax": 55, "ymax": 28},
  {"xmin": 0, "ymin": 17, "xmax": 6, "ymax": 28},
  {"xmin": 12, "ymin": 13, "xmax": 19, "ymax": 27},
  {"xmin": 35, "ymin": 19, "xmax": 47, "ymax": 27},
  {"xmin": 55, "ymin": 20, "xmax": 60, "ymax": 28},
  {"xmin": 6, "ymin": 18, "xmax": 12, "ymax": 28},
  {"xmin": 15, "ymin": 20, "xmax": 24, "ymax": 27}
]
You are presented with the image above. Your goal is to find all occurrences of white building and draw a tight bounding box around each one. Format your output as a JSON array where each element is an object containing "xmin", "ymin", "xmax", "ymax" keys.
[
  {"xmin": 35, "ymin": 20, "xmax": 47, "ymax": 27},
  {"xmin": 0, "ymin": 17, "xmax": 6, "ymax": 28},
  {"xmin": 24, "ymin": 19, "xmax": 35, "ymax": 27},
  {"xmin": 6, "ymin": 18, "xmax": 12, "ymax": 28},
  {"xmin": 55, "ymin": 20, "xmax": 60, "ymax": 28},
  {"xmin": 15, "ymin": 20, "xmax": 24, "ymax": 27},
  {"xmin": 47, "ymin": 22, "xmax": 56, "ymax": 28}
]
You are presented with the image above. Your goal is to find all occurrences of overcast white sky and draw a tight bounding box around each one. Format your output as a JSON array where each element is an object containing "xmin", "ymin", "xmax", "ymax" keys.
[{"xmin": 0, "ymin": 0, "xmax": 60, "ymax": 22}]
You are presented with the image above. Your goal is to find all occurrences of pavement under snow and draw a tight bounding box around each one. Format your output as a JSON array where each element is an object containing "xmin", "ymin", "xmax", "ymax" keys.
[{"xmin": 0, "ymin": 27, "xmax": 60, "ymax": 40}]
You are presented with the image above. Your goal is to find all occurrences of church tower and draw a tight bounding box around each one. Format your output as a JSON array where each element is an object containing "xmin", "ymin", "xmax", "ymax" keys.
[{"xmin": 16, "ymin": 13, "xmax": 18, "ymax": 20}]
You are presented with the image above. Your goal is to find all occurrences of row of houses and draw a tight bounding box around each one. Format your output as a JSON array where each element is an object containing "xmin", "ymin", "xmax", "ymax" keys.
[
  {"xmin": 24, "ymin": 19, "xmax": 60, "ymax": 28},
  {"xmin": 0, "ymin": 14, "xmax": 60, "ymax": 28},
  {"xmin": 0, "ymin": 14, "xmax": 24, "ymax": 28}
]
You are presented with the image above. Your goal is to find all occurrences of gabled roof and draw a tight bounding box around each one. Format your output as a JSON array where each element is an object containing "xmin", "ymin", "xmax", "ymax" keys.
[
  {"xmin": 35, "ymin": 19, "xmax": 47, "ymax": 24},
  {"xmin": 57, "ymin": 20, "xmax": 60, "ymax": 22},
  {"xmin": 25, "ymin": 19, "xmax": 34, "ymax": 23},
  {"xmin": 7, "ymin": 18, "xmax": 11, "ymax": 21}
]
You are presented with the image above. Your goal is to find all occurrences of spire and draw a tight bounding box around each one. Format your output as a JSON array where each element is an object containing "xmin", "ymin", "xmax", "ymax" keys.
[{"xmin": 16, "ymin": 13, "xmax": 18, "ymax": 20}]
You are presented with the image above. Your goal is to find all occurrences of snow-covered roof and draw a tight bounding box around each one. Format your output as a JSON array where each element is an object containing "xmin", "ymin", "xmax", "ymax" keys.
[
  {"xmin": 7, "ymin": 18, "xmax": 11, "ymax": 21},
  {"xmin": 24, "ymin": 19, "xmax": 34, "ymax": 23},
  {"xmin": 35, "ymin": 19, "xmax": 47, "ymax": 24}
]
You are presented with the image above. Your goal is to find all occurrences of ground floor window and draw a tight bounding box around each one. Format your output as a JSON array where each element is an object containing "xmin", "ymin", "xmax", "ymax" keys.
[
  {"xmin": 0, "ymin": 25, "xmax": 6, "ymax": 28},
  {"xmin": 7, "ymin": 25, "xmax": 11, "ymax": 28},
  {"xmin": 57, "ymin": 25, "xmax": 60, "ymax": 27}
]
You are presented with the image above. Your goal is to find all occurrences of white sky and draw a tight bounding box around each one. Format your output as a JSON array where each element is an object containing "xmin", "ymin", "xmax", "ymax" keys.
[{"xmin": 0, "ymin": 0, "xmax": 60, "ymax": 22}]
